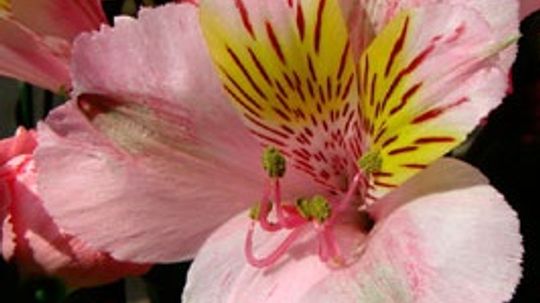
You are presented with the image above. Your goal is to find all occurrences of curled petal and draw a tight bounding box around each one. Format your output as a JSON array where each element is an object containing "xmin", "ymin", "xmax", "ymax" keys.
[
  {"xmin": 1, "ymin": 130, "xmax": 148, "ymax": 288},
  {"xmin": 184, "ymin": 159, "xmax": 522, "ymax": 303}
]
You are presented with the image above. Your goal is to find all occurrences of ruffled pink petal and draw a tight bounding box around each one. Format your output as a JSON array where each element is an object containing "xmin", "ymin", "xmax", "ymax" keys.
[
  {"xmin": 1, "ymin": 130, "xmax": 148, "ymax": 288},
  {"xmin": 183, "ymin": 159, "xmax": 522, "ymax": 303},
  {"xmin": 0, "ymin": 18, "xmax": 70, "ymax": 91},
  {"xmin": 37, "ymin": 3, "xmax": 319, "ymax": 263}
]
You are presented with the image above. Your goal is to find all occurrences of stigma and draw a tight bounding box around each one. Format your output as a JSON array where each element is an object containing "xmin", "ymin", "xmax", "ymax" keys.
[{"xmin": 244, "ymin": 147, "xmax": 367, "ymax": 268}]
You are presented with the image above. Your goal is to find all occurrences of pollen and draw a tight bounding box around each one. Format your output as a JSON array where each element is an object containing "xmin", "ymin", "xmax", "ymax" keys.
[
  {"xmin": 296, "ymin": 195, "xmax": 331, "ymax": 223},
  {"xmin": 358, "ymin": 150, "xmax": 382, "ymax": 175},
  {"xmin": 262, "ymin": 147, "xmax": 286, "ymax": 178}
]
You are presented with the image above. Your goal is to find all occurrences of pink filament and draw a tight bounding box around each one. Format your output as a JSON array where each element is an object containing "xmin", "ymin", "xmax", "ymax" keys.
[
  {"xmin": 258, "ymin": 181, "xmax": 281, "ymax": 232},
  {"xmin": 245, "ymin": 221, "xmax": 305, "ymax": 268}
]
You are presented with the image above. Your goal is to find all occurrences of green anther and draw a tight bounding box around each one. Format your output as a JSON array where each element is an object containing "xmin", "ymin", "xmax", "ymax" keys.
[
  {"xmin": 358, "ymin": 150, "xmax": 382, "ymax": 174},
  {"xmin": 249, "ymin": 202, "xmax": 272, "ymax": 220},
  {"xmin": 295, "ymin": 195, "xmax": 331, "ymax": 223},
  {"xmin": 262, "ymin": 147, "xmax": 286, "ymax": 178}
]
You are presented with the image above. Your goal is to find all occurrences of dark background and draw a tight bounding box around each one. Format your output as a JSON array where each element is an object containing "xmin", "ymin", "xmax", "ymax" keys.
[{"xmin": 1, "ymin": 2, "xmax": 539, "ymax": 303}]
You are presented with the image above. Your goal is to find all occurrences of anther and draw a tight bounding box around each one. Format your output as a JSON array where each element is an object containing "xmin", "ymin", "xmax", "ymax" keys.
[
  {"xmin": 262, "ymin": 147, "xmax": 286, "ymax": 178},
  {"xmin": 357, "ymin": 150, "xmax": 382, "ymax": 175},
  {"xmin": 296, "ymin": 195, "xmax": 332, "ymax": 223}
]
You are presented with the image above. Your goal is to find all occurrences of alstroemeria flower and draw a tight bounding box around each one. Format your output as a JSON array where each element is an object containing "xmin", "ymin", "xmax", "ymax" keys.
[
  {"xmin": 34, "ymin": 1, "xmax": 522, "ymax": 301},
  {"xmin": 0, "ymin": 128, "xmax": 149, "ymax": 288},
  {"xmin": 0, "ymin": 0, "xmax": 106, "ymax": 92}
]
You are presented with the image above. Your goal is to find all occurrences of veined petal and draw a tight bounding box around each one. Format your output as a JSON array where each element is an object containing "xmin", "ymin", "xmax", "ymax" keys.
[
  {"xmin": 0, "ymin": 18, "xmax": 70, "ymax": 92},
  {"xmin": 37, "ymin": 4, "xmax": 319, "ymax": 263},
  {"xmin": 183, "ymin": 159, "xmax": 522, "ymax": 303},
  {"xmin": 357, "ymin": 4, "xmax": 509, "ymax": 199},
  {"xmin": 200, "ymin": 0, "xmax": 360, "ymax": 191},
  {"xmin": 358, "ymin": 0, "xmax": 519, "ymax": 71},
  {"xmin": 8, "ymin": 0, "xmax": 106, "ymax": 41}
]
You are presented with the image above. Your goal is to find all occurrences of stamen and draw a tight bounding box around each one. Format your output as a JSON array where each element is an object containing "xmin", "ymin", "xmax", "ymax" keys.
[
  {"xmin": 245, "ymin": 221, "xmax": 305, "ymax": 268},
  {"xmin": 296, "ymin": 195, "xmax": 332, "ymax": 223},
  {"xmin": 357, "ymin": 150, "xmax": 382, "ymax": 175},
  {"xmin": 262, "ymin": 147, "xmax": 286, "ymax": 178}
]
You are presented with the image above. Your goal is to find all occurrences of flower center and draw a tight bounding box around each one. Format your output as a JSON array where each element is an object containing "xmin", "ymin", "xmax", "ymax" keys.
[{"xmin": 244, "ymin": 147, "xmax": 372, "ymax": 268}]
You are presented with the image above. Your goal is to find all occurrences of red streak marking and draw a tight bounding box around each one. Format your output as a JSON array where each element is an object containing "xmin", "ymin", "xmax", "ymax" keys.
[
  {"xmin": 244, "ymin": 114, "xmax": 290, "ymax": 139},
  {"xmin": 280, "ymin": 124, "xmax": 295, "ymax": 135},
  {"xmin": 369, "ymin": 73, "xmax": 377, "ymax": 106},
  {"xmin": 382, "ymin": 135, "xmax": 398, "ymax": 148},
  {"xmin": 412, "ymin": 97, "xmax": 468, "ymax": 124},
  {"xmin": 326, "ymin": 77, "xmax": 333, "ymax": 100},
  {"xmin": 273, "ymin": 107, "xmax": 292, "ymax": 122},
  {"xmin": 374, "ymin": 181, "xmax": 397, "ymax": 188},
  {"xmin": 223, "ymin": 85, "xmax": 261, "ymax": 118},
  {"xmin": 314, "ymin": 0, "xmax": 327, "ymax": 54},
  {"xmin": 249, "ymin": 129, "xmax": 286, "ymax": 147},
  {"xmin": 307, "ymin": 55, "xmax": 318, "ymax": 81},
  {"xmin": 266, "ymin": 22, "xmax": 286, "ymax": 64},
  {"xmin": 235, "ymin": 0, "xmax": 255, "ymax": 39},
  {"xmin": 275, "ymin": 94, "xmax": 292, "ymax": 112},
  {"xmin": 296, "ymin": 159, "xmax": 314, "ymax": 170},
  {"xmin": 335, "ymin": 82, "xmax": 342, "ymax": 98},
  {"xmin": 293, "ymin": 149, "xmax": 311, "ymax": 161},
  {"xmin": 283, "ymin": 72, "xmax": 295, "ymax": 90},
  {"xmin": 227, "ymin": 47, "xmax": 267, "ymax": 100},
  {"xmin": 362, "ymin": 54, "xmax": 370, "ymax": 93},
  {"xmin": 373, "ymin": 126, "xmax": 387, "ymax": 144},
  {"xmin": 402, "ymin": 163, "xmax": 427, "ymax": 169},
  {"xmin": 322, "ymin": 120, "xmax": 329, "ymax": 132},
  {"xmin": 320, "ymin": 170, "xmax": 330, "ymax": 180},
  {"xmin": 337, "ymin": 41, "xmax": 350, "ymax": 80},
  {"xmin": 381, "ymin": 43, "xmax": 436, "ymax": 113},
  {"xmin": 389, "ymin": 82, "xmax": 422, "ymax": 116},
  {"xmin": 296, "ymin": 3, "xmax": 305, "ymax": 41},
  {"xmin": 414, "ymin": 136, "xmax": 456, "ymax": 144},
  {"xmin": 373, "ymin": 171, "xmax": 393, "ymax": 177},
  {"xmin": 318, "ymin": 85, "xmax": 327, "ymax": 104},
  {"xmin": 287, "ymin": 0, "xmax": 293, "ymax": 7},
  {"xmin": 306, "ymin": 79, "xmax": 315, "ymax": 98},
  {"xmin": 388, "ymin": 146, "xmax": 418, "ymax": 155},
  {"xmin": 248, "ymin": 48, "xmax": 272, "ymax": 86},
  {"xmin": 341, "ymin": 103, "xmax": 350, "ymax": 117},
  {"xmin": 344, "ymin": 111, "xmax": 354, "ymax": 133},
  {"xmin": 341, "ymin": 74, "xmax": 354, "ymax": 100},
  {"xmin": 310, "ymin": 114, "xmax": 319, "ymax": 126},
  {"xmin": 304, "ymin": 127, "xmax": 314, "ymax": 137},
  {"xmin": 274, "ymin": 80, "xmax": 289, "ymax": 99},
  {"xmin": 385, "ymin": 16, "xmax": 409, "ymax": 77}
]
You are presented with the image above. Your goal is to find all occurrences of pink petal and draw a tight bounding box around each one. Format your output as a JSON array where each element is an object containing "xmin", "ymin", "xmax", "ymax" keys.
[
  {"xmin": 520, "ymin": 0, "xmax": 540, "ymax": 19},
  {"xmin": 183, "ymin": 159, "xmax": 522, "ymax": 303},
  {"xmin": 352, "ymin": 0, "xmax": 519, "ymax": 71},
  {"xmin": 37, "ymin": 4, "xmax": 319, "ymax": 263},
  {"xmin": 9, "ymin": 0, "xmax": 106, "ymax": 41},
  {"xmin": 0, "ymin": 127, "xmax": 36, "ymax": 165},
  {"xmin": 0, "ymin": 0, "xmax": 105, "ymax": 91},
  {"xmin": 358, "ymin": 3, "xmax": 511, "ymax": 200},
  {"xmin": 0, "ymin": 18, "xmax": 70, "ymax": 91},
  {"xmin": 1, "ymin": 131, "xmax": 148, "ymax": 288}
]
